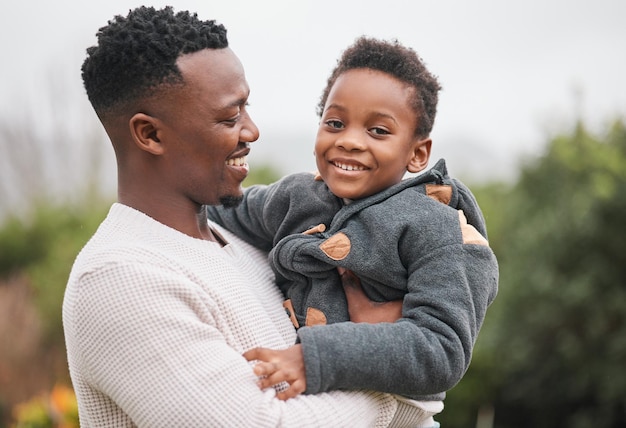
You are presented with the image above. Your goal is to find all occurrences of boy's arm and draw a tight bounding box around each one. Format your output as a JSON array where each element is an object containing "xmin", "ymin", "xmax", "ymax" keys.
[
  {"xmin": 206, "ymin": 173, "xmax": 342, "ymax": 252},
  {"xmin": 243, "ymin": 271, "xmax": 402, "ymax": 401},
  {"xmin": 205, "ymin": 183, "xmax": 279, "ymax": 251},
  {"xmin": 298, "ymin": 238, "xmax": 498, "ymax": 398},
  {"xmin": 270, "ymin": 210, "xmax": 498, "ymax": 398}
]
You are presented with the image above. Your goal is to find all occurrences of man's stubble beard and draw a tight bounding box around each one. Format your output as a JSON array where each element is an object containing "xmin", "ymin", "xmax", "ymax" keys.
[{"xmin": 219, "ymin": 195, "xmax": 243, "ymax": 208}]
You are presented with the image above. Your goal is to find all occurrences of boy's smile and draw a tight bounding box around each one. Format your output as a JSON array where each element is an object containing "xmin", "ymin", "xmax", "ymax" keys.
[{"xmin": 314, "ymin": 68, "xmax": 430, "ymax": 200}]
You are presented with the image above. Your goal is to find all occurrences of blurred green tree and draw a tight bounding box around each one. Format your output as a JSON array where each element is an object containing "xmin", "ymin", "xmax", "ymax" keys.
[
  {"xmin": 439, "ymin": 119, "xmax": 626, "ymax": 428},
  {"xmin": 243, "ymin": 163, "xmax": 283, "ymax": 187},
  {"xmin": 489, "ymin": 119, "xmax": 626, "ymax": 427}
]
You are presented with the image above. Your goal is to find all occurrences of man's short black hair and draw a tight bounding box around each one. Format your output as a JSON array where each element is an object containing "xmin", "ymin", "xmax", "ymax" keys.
[
  {"xmin": 82, "ymin": 6, "xmax": 228, "ymax": 115},
  {"xmin": 317, "ymin": 37, "xmax": 442, "ymax": 139}
]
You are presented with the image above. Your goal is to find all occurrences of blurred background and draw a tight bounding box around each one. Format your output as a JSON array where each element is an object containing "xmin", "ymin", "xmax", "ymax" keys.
[{"xmin": 1, "ymin": 0, "xmax": 624, "ymax": 426}]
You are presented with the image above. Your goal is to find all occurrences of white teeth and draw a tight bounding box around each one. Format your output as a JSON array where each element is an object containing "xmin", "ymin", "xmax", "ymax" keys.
[
  {"xmin": 226, "ymin": 156, "xmax": 247, "ymax": 166},
  {"xmin": 334, "ymin": 162, "xmax": 365, "ymax": 171}
]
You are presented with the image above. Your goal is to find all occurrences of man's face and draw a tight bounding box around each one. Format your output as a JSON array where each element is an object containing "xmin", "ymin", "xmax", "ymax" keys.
[{"xmin": 156, "ymin": 48, "xmax": 259, "ymax": 207}]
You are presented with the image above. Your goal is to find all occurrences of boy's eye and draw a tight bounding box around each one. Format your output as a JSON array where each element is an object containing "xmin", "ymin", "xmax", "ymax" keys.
[
  {"xmin": 370, "ymin": 127, "xmax": 390, "ymax": 135},
  {"xmin": 325, "ymin": 119, "xmax": 344, "ymax": 129}
]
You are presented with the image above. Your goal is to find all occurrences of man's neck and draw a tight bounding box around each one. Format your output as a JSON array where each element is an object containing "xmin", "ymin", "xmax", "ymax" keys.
[{"xmin": 118, "ymin": 191, "xmax": 223, "ymax": 244}]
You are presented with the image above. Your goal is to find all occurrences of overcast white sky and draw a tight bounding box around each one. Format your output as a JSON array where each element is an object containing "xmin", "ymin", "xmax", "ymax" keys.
[{"xmin": 1, "ymin": 0, "xmax": 625, "ymax": 183}]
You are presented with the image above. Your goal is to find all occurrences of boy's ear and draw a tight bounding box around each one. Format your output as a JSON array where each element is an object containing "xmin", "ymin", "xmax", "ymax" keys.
[
  {"xmin": 129, "ymin": 113, "xmax": 164, "ymax": 155},
  {"xmin": 407, "ymin": 137, "xmax": 432, "ymax": 173}
]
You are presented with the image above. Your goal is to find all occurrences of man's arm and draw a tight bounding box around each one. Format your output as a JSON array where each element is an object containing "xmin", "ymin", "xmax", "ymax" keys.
[{"xmin": 68, "ymin": 261, "xmax": 418, "ymax": 427}]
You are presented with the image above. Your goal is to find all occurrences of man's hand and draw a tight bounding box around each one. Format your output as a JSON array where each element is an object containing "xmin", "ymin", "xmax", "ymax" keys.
[
  {"xmin": 339, "ymin": 267, "xmax": 403, "ymax": 323},
  {"xmin": 243, "ymin": 344, "xmax": 306, "ymax": 400}
]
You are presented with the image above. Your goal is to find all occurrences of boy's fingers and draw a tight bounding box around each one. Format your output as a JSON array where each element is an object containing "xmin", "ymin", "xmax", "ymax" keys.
[
  {"xmin": 257, "ymin": 372, "xmax": 283, "ymax": 390},
  {"xmin": 243, "ymin": 347, "xmax": 270, "ymax": 361},
  {"xmin": 257, "ymin": 365, "xmax": 291, "ymax": 389},
  {"xmin": 256, "ymin": 365, "xmax": 301, "ymax": 390},
  {"xmin": 252, "ymin": 361, "xmax": 279, "ymax": 377},
  {"xmin": 276, "ymin": 380, "xmax": 306, "ymax": 401}
]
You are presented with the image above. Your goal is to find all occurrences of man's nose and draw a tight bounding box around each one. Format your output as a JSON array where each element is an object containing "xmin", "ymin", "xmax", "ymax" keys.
[{"xmin": 240, "ymin": 112, "xmax": 260, "ymax": 143}]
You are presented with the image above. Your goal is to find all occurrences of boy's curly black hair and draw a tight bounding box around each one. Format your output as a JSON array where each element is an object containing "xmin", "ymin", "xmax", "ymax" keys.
[
  {"xmin": 82, "ymin": 6, "xmax": 228, "ymax": 115},
  {"xmin": 317, "ymin": 37, "xmax": 442, "ymax": 139}
]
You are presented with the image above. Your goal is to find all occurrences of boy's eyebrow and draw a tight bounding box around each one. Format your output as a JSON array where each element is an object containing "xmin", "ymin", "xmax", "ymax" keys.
[
  {"xmin": 371, "ymin": 112, "xmax": 398, "ymax": 125},
  {"xmin": 324, "ymin": 103, "xmax": 346, "ymax": 113},
  {"xmin": 325, "ymin": 103, "xmax": 399, "ymax": 125}
]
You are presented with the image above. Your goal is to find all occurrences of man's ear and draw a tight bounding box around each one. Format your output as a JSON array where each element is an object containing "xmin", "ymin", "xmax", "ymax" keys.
[
  {"xmin": 129, "ymin": 113, "xmax": 164, "ymax": 155},
  {"xmin": 407, "ymin": 137, "xmax": 432, "ymax": 173}
]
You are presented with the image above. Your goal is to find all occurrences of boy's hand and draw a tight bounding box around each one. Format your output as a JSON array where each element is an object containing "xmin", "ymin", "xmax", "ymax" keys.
[
  {"xmin": 339, "ymin": 267, "xmax": 403, "ymax": 323},
  {"xmin": 243, "ymin": 344, "xmax": 306, "ymax": 400}
]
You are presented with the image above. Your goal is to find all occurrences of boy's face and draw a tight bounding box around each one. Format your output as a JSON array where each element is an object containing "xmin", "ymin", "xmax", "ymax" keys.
[{"xmin": 315, "ymin": 68, "xmax": 430, "ymax": 200}]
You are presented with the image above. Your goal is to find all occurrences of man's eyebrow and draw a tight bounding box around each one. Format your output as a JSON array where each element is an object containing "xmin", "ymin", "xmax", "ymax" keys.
[
  {"xmin": 224, "ymin": 89, "xmax": 251, "ymax": 109},
  {"xmin": 225, "ymin": 96, "xmax": 248, "ymax": 108}
]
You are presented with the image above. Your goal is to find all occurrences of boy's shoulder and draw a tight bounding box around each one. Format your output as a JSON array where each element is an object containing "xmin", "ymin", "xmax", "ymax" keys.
[
  {"xmin": 404, "ymin": 159, "xmax": 477, "ymax": 206},
  {"xmin": 275, "ymin": 171, "xmax": 335, "ymax": 196}
]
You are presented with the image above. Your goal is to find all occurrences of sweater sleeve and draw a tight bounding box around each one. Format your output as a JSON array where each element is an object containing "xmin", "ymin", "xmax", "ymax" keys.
[
  {"xmin": 65, "ymin": 259, "xmax": 421, "ymax": 427},
  {"xmin": 297, "ymin": 225, "xmax": 499, "ymax": 398}
]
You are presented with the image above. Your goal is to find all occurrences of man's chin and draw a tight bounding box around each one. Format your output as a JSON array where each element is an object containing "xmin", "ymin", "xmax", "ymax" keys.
[{"xmin": 219, "ymin": 195, "xmax": 243, "ymax": 208}]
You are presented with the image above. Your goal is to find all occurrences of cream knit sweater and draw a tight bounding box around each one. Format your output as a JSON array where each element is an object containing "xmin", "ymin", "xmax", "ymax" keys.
[{"xmin": 63, "ymin": 203, "xmax": 434, "ymax": 427}]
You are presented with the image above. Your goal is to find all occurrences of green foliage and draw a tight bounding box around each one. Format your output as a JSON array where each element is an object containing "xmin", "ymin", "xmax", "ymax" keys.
[
  {"xmin": 243, "ymin": 163, "xmax": 283, "ymax": 186},
  {"xmin": 439, "ymin": 119, "xmax": 626, "ymax": 428},
  {"xmin": 0, "ymin": 216, "xmax": 48, "ymax": 276},
  {"xmin": 489, "ymin": 120, "xmax": 626, "ymax": 427},
  {"xmin": 0, "ymin": 202, "xmax": 110, "ymax": 344},
  {"xmin": 11, "ymin": 383, "xmax": 78, "ymax": 428}
]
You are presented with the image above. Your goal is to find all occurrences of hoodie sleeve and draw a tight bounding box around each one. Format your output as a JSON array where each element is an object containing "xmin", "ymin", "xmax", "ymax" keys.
[
  {"xmin": 296, "ymin": 206, "xmax": 499, "ymax": 399},
  {"xmin": 206, "ymin": 173, "xmax": 342, "ymax": 252}
]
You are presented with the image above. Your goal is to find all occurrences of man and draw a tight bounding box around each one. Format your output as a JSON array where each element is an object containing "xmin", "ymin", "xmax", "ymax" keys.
[{"xmin": 63, "ymin": 6, "xmax": 426, "ymax": 426}]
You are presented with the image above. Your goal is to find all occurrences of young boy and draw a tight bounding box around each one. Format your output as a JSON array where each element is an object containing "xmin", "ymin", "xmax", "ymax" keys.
[{"xmin": 207, "ymin": 37, "xmax": 498, "ymax": 410}]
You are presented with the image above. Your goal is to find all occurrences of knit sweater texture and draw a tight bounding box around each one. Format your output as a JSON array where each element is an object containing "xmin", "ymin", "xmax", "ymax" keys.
[
  {"xmin": 62, "ymin": 203, "xmax": 436, "ymax": 427},
  {"xmin": 206, "ymin": 159, "xmax": 499, "ymax": 400}
]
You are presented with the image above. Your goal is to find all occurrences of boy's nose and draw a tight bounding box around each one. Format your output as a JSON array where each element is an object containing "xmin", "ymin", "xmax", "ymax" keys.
[{"xmin": 335, "ymin": 130, "xmax": 366, "ymax": 151}]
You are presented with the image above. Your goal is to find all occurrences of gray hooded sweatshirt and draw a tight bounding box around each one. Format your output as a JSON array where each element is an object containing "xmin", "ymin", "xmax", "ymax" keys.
[{"xmin": 206, "ymin": 159, "xmax": 498, "ymax": 400}]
